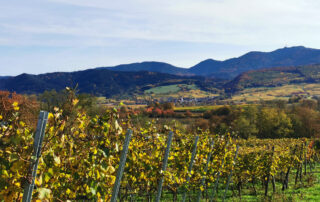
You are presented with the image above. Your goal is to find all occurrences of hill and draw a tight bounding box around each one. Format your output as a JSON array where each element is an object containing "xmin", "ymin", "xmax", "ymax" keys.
[
  {"xmin": 99, "ymin": 61, "xmax": 190, "ymax": 76},
  {"xmin": 0, "ymin": 76, "xmax": 11, "ymax": 80},
  {"xmin": 189, "ymin": 46, "xmax": 320, "ymax": 78},
  {"xmin": 0, "ymin": 69, "xmax": 220, "ymax": 97},
  {"xmin": 97, "ymin": 46, "xmax": 320, "ymax": 79},
  {"xmin": 225, "ymin": 64, "xmax": 320, "ymax": 92}
]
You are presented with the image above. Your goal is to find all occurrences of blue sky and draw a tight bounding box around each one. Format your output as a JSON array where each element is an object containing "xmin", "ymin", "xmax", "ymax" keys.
[{"xmin": 1, "ymin": 0, "xmax": 320, "ymax": 76}]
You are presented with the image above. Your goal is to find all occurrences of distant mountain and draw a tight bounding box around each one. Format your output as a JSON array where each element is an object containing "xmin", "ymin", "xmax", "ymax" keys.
[
  {"xmin": 0, "ymin": 76, "xmax": 11, "ymax": 80},
  {"xmin": 1, "ymin": 46, "xmax": 320, "ymax": 97},
  {"xmin": 189, "ymin": 46, "xmax": 320, "ymax": 78},
  {"xmin": 0, "ymin": 69, "xmax": 219, "ymax": 97},
  {"xmin": 98, "ymin": 61, "xmax": 190, "ymax": 76},
  {"xmin": 224, "ymin": 64, "xmax": 320, "ymax": 92},
  {"xmin": 97, "ymin": 46, "xmax": 320, "ymax": 79}
]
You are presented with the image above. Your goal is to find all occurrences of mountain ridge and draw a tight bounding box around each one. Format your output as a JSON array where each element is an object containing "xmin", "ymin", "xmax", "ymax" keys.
[
  {"xmin": 98, "ymin": 61, "xmax": 190, "ymax": 76},
  {"xmin": 2, "ymin": 46, "xmax": 320, "ymax": 79},
  {"xmin": 96, "ymin": 46, "xmax": 320, "ymax": 79},
  {"xmin": 0, "ymin": 69, "xmax": 221, "ymax": 97}
]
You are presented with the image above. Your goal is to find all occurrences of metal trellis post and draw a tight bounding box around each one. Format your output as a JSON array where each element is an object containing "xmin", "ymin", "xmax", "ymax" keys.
[
  {"xmin": 22, "ymin": 111, "xmax": 49, "ymax": 202},
  {"xmin": 222, "ymin": 145, "xmax": 239, "ymax": 202},
  {"xmin": 111, "ymin": 129, "xmax": 133, "ymax": 202},
  {"xmin": 155, "ymin": 131, "xmax": 174, "ymax": 202},
  {"xmin": 182, "ymin": 135, "xmax": 199, "ymax": 202}
]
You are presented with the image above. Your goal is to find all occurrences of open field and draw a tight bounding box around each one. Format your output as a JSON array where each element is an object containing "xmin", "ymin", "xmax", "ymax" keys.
[
  {"xmin": 230, "ymin": 83, "xmax": 320, "ymax": 102},
  {"xmin": 174, "ymin": 105, "xmax": 221, "ymax": 112},
  {"xmin": 144, "ymin": 84, "xmax": 218, "ymax": 99},
  {"xmin": 174, "ymin": 104, "xmax": 252, "ymax": 112},
  {"xmin": 145, "ymin": 84, "xmax": 189, "ymax": 94}
]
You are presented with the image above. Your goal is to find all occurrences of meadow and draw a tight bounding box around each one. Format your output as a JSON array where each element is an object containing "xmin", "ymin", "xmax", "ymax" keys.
[{"xmin": 144, "ymin": 84, "xmax": 218, "ymax": 99}]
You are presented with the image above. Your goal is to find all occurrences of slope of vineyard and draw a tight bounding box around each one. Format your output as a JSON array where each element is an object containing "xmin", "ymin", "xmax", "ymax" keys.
[{"xmin": 1, "ymin": 94, "xmax": 319, "ymax": 201}]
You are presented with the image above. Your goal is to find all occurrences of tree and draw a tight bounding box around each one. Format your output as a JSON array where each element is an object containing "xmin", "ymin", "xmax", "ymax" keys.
[
  {"xmin": 162, "ymin": 102, "xmax": 174, "ymax": 110},
  {"xmin": 300, "ymin": 99, "xmax": 317, "ymax": 110},
  {"xmin": 233, "ymin": 116, "xmax": 257, "ymax": 139},
  {"xmin": 38, "ymin": 89, "xmax": 68, "ymax": 112},
  {"xmin": 290, "ymin": 107, "xmax": 320, "ymax": 138},
  {"xmin": 0, "ymin": 91, "xmax": 39, "ymax": 127},
  {"xmin": 257, "ymin": 108, "xmax": 293, "ymax": 138}
]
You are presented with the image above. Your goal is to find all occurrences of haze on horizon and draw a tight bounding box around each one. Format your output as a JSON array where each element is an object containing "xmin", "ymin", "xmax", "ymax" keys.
[{"xmin": 1, "ymin": 0, "xmax": 320, "ymax": 76}]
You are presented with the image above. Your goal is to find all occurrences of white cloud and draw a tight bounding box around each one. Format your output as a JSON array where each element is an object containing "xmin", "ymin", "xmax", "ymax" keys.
[
  {"xmin": 2, "ymin": 0, "xmax": 320, "ymax": 46},
  {"xmin": 0, "ymin": 0, "xmax": 320, "ymax": 75}
]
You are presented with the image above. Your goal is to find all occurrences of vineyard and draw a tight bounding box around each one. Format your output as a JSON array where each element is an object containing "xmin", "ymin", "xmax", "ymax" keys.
[{"xmin": 1, "ymin": 99, "xmax": 320, "ymax": 201}]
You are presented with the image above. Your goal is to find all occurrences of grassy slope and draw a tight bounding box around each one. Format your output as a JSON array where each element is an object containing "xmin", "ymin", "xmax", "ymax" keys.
[
  {"xmin": 145, "ymin": 84, "xmax": 183, "ymax": 94},
  {"xmin": 144, "ymin": 84, "xmax": 218, "ymax": 99}
]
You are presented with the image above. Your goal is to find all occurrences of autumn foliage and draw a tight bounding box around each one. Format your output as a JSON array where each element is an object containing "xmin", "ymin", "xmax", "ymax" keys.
[
  {"xmin": 1, "ymin": 91, "xmax": 320, "ymax": 201},
  {"xmin": 0, "ymin": 91, "xmax": 39, "ymax": 127}
]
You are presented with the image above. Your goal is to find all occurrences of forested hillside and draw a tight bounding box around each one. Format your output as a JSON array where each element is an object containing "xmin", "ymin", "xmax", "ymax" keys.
[{"xmin": 0, "ymin": 69, "xmax": 220, "ymax": 97}]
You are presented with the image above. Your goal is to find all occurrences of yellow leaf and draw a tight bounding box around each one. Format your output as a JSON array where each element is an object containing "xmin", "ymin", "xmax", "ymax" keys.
[
  {"xmin": 2, "ymin": 170, "xmax": 9, "ymax": 177},
  {"xmin": 54, "ymin": 156, "xmax": 61, "ymax": 165},
  {"xmin": 48, "ymin": 113, "xmax": 54, "ymax": 120},
  {"xmin": 111, "ymin": 176, "xmax": 116, "ymax": 184},
  {"xmin": 14, "ymin": 182, "xmax": 20, "ymax": 187},
  {"xmin": 48, "ymin": 168, "xmax": 54, "ymax": 175},
  {"xmin": 72, "ymin": 99, "xmax": 79, "ymax": 106},
  {"xmin": 96, "ymin": 170, "xmax": 100, "ymax": 179},
  {"xmin": 12, "ymin": 102, "xmax": 18, "ymax": 107},
  {"xmin": 44, "ymin": 173, "xmax": 51, "ymax": 183},
  {"xmin": 86, "ymin": 185, "xmax": 90, "ymax": 193},
  {"xmin": 106, "ymin": 166, "xmax": 115, "ymax": 174}
]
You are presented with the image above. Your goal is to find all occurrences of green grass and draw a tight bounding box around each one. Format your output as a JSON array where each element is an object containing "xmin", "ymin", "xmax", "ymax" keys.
[
  {"xmin": 143, "ymin": 84, "xmax": 217, "ymax": 99},
  {"xmin": 145, "ymin": 84, "xmax": 182, "ymax": 94},
  {"xmin": 124, "ymin": 163, "xmax": 320, "ymax": 201},
  {"xmin": 222, "ymin": 164, "xmax": 320, "ymax": 202}
]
